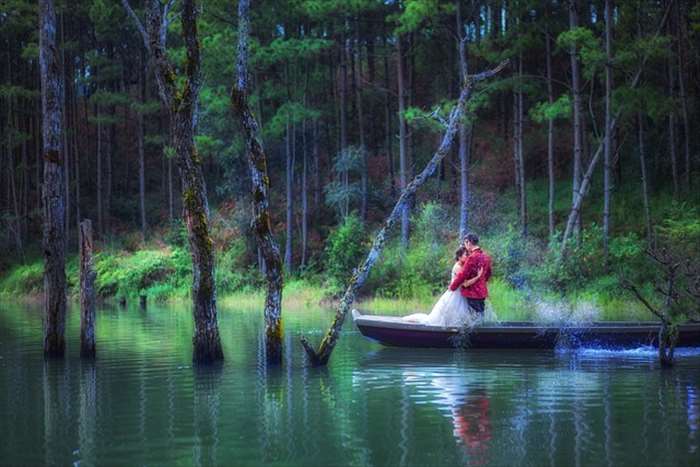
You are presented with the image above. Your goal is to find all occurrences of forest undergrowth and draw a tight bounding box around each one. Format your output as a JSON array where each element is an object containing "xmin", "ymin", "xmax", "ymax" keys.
[{"xmin": 2, "ymin": 178, "xmax": 697, "ymax": 323}]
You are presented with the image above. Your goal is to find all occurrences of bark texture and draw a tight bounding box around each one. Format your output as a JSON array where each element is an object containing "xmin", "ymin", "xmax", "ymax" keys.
[
  {"xmin": 122, "ymin": 0, "xmax": 223, "ymax": 363},
  {"xmin": 301, "ymin": 60, "xmax": 508, "ymax": 367},
  {"xmin": 40, "ymin": 0, "xmax": 67, "ymax": 357},
  {"xmin": 231, "ymin": 0, "xmax": 284, "ymax": 365},
  {"xmin": 79, "ymin": 220, "xmax": 96, "ymax": 358}
]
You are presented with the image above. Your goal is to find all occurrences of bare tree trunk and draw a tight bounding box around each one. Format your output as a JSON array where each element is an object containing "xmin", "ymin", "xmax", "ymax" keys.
[
  {"xmin": 667, "ymin": 59, "xmax": 678, "ymax": 198},
  {"xmin": 603, "ymin": 0, "xmax": 613, "ymax": 264},
  {"xmin": 301, "ymin": 61, "xmax": 508, "ymax": 366},
  {"xmin": 637, "ymin": 113, "xmax": 652, "ymax": 246},
  {"xmin": 231, "ymin": 0, "xmax": 284, "ymax": 364},
  {"xmin": 517, "ymin": 50, "xmax": 527, "ymax": 236},
  {"xmin": 60, "ymin": 12, "xmax": 70, "ymax": 245},
  {"xmin": 355, "ymin": 24, "xmax": 368, "ymax": 221},
  {"xmin": 569, "ymin": 0, "xmax": 583, "ymax": 243},
  {"xmin": 79, "ymin": 220, "xmax": 96, "ymax": 358},
  {"xmin": 138, "ymin": 52, "xmax": 147, "ymax": 241},
  {"xmin": 545, "ymin": 21, "xmax": 555, "ymax": 239},
  {"xmin": 40, "ymin": 0, "xmax": 67, "ymax": 357},
  {"xmin": 285, "ymin": 116, "xmax": 294, "ymax": 272},
  {"xmin": 73, "ymin": 86, "xmax": 81, "ymax": 246},
  {"xmin": 397, "ymin": 36, "xmax": 409, "ymax": 249},
  {"xmin": 301, "ymin": 119, "xmax": 308, "ymax": 268},
  {"xmin": 384, "ymin": 36, "xmax": 395, "ymax": 198},
  {"xmin": 339, "ymin": 28, "xmax": 349, "ymax": 218},
  {"xmin": 675, "ymin": 1, "xmax": 690, "ymax": 191},
  {"xmin": 312, "ymin": 118, "xmax": 320, "ymax": 213},
  {"xmin": 456, "ymin": 0, "xmax": 470, "ymax": 240},
  {"xmin": 122, "ymin": 0, "xmax": 223, "ymax": 363},
  {"xmin": 96, "ymin": 105, "xmax": 103, "ymax": 237}
]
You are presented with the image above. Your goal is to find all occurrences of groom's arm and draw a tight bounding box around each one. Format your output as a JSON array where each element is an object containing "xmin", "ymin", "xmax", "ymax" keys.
[{"xmin": 449, "ymin": 264, "xmax": 472, "ymax": 291}]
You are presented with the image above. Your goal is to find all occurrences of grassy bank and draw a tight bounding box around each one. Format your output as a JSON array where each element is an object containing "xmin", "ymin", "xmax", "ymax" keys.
[
  {"xmin": 0, "ymin": 248, "xmax": 655, "ymax": 322},
  {"xmin": 2, "ymin": 178, "xmax": 696, "ymax": 323}
]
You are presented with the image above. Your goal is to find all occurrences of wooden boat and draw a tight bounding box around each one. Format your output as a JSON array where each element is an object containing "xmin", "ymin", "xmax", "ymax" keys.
[{"xmin": 351, "ymin": 309, "xmax": 700, "ymax": 349}]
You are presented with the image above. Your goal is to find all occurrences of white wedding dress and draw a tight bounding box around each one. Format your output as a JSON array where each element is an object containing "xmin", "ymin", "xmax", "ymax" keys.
[{"xmin": 403, "ymin": 263, "xmax": 475, "ymax": 327}]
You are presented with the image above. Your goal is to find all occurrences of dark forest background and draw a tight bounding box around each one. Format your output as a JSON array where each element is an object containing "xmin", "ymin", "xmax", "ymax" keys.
[{"xmin": 1, "ymin": 0, "xmax": 699, "ymax": 320}]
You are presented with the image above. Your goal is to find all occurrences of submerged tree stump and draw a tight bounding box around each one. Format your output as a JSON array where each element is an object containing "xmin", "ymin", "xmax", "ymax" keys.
[{"xmin": 79, "ymin": 220, "xmax": 96, "ymax": 358}]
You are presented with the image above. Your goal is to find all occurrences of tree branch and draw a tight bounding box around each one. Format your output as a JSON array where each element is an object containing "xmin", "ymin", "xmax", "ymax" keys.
[
  {"xmin": 622, "ymin": 281, "xmax": 667, "ymax": 323},
  {"xmin": 121, "ymin": 0, "xmax": 150, "ymax": 52}
]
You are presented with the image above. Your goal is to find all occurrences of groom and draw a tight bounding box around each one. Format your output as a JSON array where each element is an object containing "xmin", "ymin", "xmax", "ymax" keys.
[{"xmin": 449, "ymin": 233, "xmax": 492, "ymax": 316}]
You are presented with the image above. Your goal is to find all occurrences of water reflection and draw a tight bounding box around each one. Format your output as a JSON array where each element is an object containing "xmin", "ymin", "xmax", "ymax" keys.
[
  {"xmin": 2, "ymin": 302, "xmax": 700, "ymax": 466},
  {"xmin": 78, "ymin": 361, "xmax": 97, "ymax": 465}
]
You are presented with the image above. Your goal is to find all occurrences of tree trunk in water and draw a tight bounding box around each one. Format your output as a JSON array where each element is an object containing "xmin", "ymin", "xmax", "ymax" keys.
[
  {"xmin": 79, "ymin": 220, "xmax": 96, "ymax": 358},
  {"xmin": 284, "ymin": 117, "xmax": 293, "ymax": 272},
  {"xmin": 545, "ymin": 22, "xmax": 555, "ymax": 240},
  {"xmin": 397, "ymin": 37, "xmax": 409, "ymax": 249},
  {"xmin": 231, "ymin": 0, "xmax": 284, "ymax": 364},
  {"xmin": 603, "ymin": 0, "xmax": 613, "ymax": 265},
  {"xmin": 301, "ymin": 61, "xmax": 508, "ymax": 366},
  {"xmin": 569, "ymin": 0, "xmax": 583, "ymax": 243},
  {"xmin": 637, "ymin": 114, "xmax": 652, "ymax": 246},
  {"xmin": 122, "ymin": 0, "xmax": 223, "ymax": 363},
  {"xmin": 40, "ymin": 0, "xmax": 67, "ymax": 357}
]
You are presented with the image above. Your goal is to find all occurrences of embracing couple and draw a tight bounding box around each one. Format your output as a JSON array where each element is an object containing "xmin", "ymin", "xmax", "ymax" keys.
[{"xmin": 404, "ymin": 233, "xmax": 493, "ymax": 327}]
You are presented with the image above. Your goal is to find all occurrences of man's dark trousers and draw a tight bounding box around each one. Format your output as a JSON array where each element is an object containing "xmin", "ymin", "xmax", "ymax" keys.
[{"xmin": 467, "ymin": 298, "xmax": 485, "ymax": 315}]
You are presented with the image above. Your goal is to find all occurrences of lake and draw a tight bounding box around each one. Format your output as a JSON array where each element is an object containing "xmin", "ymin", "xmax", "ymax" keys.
[{"xmin": 1, "ymin": 300, "xmax": 699, "ymax": 466}]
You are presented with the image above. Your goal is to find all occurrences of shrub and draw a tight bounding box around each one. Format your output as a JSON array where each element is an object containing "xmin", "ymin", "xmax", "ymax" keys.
[
  {"xmin": 323, "ymin": 214, "xmax": 366, "ymax": 290},
  {"xmin": 0, "ymin": 261, "xmax": 44, "ymax": 295}
]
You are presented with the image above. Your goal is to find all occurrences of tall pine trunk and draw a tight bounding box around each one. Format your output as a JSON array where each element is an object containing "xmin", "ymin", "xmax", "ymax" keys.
[
  {"xmin": 603, "ymin": 0, "xmax": 613, "ymax": 264},
  {"xmin": 456, "ymin": 0, "xmax": 471, "ymax": 240},
  {"xmin": 397, "ymin": 36, "xmax": 409, "ymax": 249},
  {"xmin": 545, "ymin": 22, "xmax": 556, "ymax": 239},
  {"xmin": 355, "ymin": 24, "xmax": 368, "ymax": 220},
  {"xmin": 284, "ymin": 116, "xmax": 294, "ymax": 272},
  {"xmin": 40, "ymin": 0, "xmax": 67, "ymax": 357},
  {"xmin": 637, "ymin": 113, "xmax": 652, "ymax": 246},
  {"xmin": 138, "ymin": 52, "xmax": 147, "ymax": 241},
  {"xmin": 569, "ymin": 0, "xmax": 583, "ymax": 243},
  {"xmin": 301, "ymin": 119, "xmax": 308, "ymax": 268}
]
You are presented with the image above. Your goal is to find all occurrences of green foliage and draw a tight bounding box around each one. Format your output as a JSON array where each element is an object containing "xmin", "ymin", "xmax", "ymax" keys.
[
  {"xmin": 323, "ymin": 214, "xmax": 366, "ymax": 290},
  {"xmin": 530, "ymin": 94, "xmax": 571, "ymax": 123},
  {"xmin": 0, "ymin": 262, "xmax": 44, "ymax": 295}
]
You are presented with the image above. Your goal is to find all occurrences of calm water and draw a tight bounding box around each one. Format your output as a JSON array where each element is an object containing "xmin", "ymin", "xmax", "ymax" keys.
[{"xmin": 1, "ymin": 300, "xmax": 699, "ymax": 467}]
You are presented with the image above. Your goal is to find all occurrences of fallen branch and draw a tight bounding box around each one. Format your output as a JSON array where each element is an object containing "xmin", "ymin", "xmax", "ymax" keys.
[{"xmin": 300, "ymin": 60, "xmax": 508, "ymax": 367}]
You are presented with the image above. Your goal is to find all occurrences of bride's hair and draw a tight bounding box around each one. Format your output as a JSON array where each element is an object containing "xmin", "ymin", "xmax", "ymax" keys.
[{"xmin": 454, "ymin": 246, "xmax": 467, "ymax": 261}]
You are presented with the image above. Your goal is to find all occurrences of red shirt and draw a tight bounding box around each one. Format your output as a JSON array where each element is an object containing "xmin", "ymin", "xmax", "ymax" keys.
[{"xmin": 449, "ymin": 248, "xmax": 492, "ymax": 299}]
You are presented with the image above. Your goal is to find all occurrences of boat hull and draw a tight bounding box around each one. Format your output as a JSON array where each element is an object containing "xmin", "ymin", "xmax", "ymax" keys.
[{"xmin": 351, "ymin": 310, "xmax": 700, "ymax": 349}]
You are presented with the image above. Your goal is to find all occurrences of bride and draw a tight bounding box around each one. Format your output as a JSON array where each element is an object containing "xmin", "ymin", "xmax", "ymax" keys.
[{"xmin": 404, "ymin": 247, "xmax": 483, "ymax": 327}]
